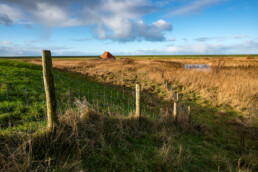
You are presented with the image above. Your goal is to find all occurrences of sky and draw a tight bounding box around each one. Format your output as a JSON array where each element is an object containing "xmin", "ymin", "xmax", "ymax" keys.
[{"xmin": 0, "ymin": 0, "xmax": 257, "ymax": 56}]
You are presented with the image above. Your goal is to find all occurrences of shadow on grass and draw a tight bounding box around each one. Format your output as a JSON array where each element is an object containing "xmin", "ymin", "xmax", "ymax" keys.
[{"xmin": 1, "ymin": 99, "xmax": 257, "ymax": 171}]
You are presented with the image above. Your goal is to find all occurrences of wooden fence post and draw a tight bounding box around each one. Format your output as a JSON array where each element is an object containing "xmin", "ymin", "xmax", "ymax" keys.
[
  {"xmin": 42, "ymin": 50, "xmax": 58, "ymax": 130},
  {"xmin": 173, "ymin": 102, "xmax": 177, "ymax": 122},
  {"xmin": 188, "ymin": 106, "xmax": 191, "ymax": 129},
  {"xmin": 164, "ymin": 80, "xmax": 168, "ymax": 90},
  {"xmin": 176, "ymin": 92, "xmax": 179, "ymax": 102},
  {"xmin": 135, "ymin": 84, "xmax": 141, "ymax": 117}
]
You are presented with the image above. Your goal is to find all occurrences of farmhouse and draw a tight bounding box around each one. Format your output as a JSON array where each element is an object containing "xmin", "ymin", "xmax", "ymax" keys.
[{"xmin": 100, "ymin": 51, "xmax": 116, "ymax": 60}]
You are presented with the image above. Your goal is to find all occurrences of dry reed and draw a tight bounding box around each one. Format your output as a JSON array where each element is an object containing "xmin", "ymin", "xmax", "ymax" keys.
[{"xmin": 25, "ymin": 57, "xmax": 258, "ymax": 124}]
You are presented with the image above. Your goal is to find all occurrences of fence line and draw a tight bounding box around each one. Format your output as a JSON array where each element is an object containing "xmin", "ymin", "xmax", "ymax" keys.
[
  {"xmin": 0, "ymin": 52, "xmax": 192, "ymax": 133},
  {"xmin": 0, "ymin": 74, "xmax": 190, "ymax": 131}
]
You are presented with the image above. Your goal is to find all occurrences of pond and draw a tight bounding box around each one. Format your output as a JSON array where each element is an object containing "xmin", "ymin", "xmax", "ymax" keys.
[{"xmin": 184, "ymin": 64, "xmax": 210, "ymax": 70}]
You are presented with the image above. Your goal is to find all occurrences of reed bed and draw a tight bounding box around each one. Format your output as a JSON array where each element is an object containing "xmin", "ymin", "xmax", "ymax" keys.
[{"xmin": 26, "ymin": 57, "xmax": 258, "ymax": 124}]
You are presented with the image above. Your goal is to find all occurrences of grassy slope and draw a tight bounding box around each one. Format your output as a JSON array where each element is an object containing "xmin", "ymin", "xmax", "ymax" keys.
[
  {"xmin": 0, "ymin": 60, "xmax": 257, "ymax": 171},
  {"xmin": 0, "ymin": 60, "xmax": 146, "ymax": 132}
]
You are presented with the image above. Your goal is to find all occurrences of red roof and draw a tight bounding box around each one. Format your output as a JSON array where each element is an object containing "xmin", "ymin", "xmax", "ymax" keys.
[{"xmin": 100, "ymin": 51, "xmax": 116, "ymax": 59}]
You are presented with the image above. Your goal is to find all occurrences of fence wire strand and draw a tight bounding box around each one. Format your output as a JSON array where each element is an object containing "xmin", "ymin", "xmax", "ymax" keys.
[{"xmin": 1, "ymin": 68, "xmax": 191, "ymax": 133}]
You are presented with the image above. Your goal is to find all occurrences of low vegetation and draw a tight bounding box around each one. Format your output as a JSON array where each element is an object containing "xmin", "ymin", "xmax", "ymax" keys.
[
  {"xmin": 0, "ymin": 57, "xmax": 257, "ymax": 171},
  {"xmin": 33, "ymin": 57, "xmax": 257, "ymax": 125},
  {"xmin": 1, "ymin": 102, "xmax": 257, "ymax": 171}
]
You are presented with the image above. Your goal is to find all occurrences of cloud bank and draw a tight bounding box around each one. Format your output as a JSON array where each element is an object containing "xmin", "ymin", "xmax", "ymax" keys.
[
  {"xmin": 136, "ymin": 40, "xmax": 258, "ymax": 55},
  {"xmin": 1, "ymin": 40, "xmax": 257, "ymax": 56},
  {"xmin": 0, "ymin": 0, "xmax": 172, "ymax": 42},
  {"xmin": 194, "ymin": 35, "xmax": 249, "ymax": 42}
]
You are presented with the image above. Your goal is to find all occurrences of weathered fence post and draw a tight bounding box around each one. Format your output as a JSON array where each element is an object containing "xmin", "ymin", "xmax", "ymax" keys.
[
  {"xmin": 42, "ymin": 50, "xmax": 58, "ymax": 131},
  {"xmin": 135, "ymin": 84, "xmax": 141, "ymax": 117},
  {"xmin": 188, "ymin": 106, "xmax": 191, "ymax": 129},
  {"xmin": 173, "ymin": 102, "xmax": 177, "ymax": 122},
  {"xmin": 164, "ymin": 80, "xmax": 168, "ymax": 90}
]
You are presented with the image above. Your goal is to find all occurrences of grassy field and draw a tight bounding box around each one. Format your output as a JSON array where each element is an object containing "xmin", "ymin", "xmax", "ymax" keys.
[{"xmin": 0, "ymin": 58, "xmax": 258, "ymax": 171}]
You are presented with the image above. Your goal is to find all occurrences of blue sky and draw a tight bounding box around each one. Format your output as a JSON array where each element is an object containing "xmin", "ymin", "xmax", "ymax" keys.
[{"xmin": 0, "ymin": 0, "xmax": 257, "ymax": 56}]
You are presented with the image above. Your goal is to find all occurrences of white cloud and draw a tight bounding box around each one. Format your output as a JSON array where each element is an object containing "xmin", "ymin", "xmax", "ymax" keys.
[
  {"xmin": 1, "ymin": 40, "xmax": 12, "ymax": 45},
  {"xmin": 0, "ymin": 44, "xmax": 73, "ymax": 56},
  {"xmin": 32, "ymin": 2, "xmax": 81, "ymax": 27},
  {"xmin": 170, "ymin": 0, "xmax": 226, "ymax": 16},
  {"xmin": 152, "ymin": 19, "xmax": 171, "ymax": 30},
  {"xmin": 195, "ymin": 35, "xmax": 250, "ymax": 42},
  {"xmin": 95, "ymin": 24, "xmax": 107, "ymax": 39},
  {"xmin": 166, "ymin": 44, "xmax": 220, "ymax": 54},
  {"xmin": 25, "ymin": 40, "xmax": 41, "ymax": 44},
  {"xmin": 0, "ymin": 4, "xmax": 23, "ymax": 25},
  {"xmin": 0, "ymin": 0, "xmax": 171, "ymax": 42},
  {"xmin": 71, "ymin": 38, "xmax": 92, "ymax": 42},
  {"xmin": 136, "ymin": 40, "xmax": 258, "ymax": 55},
  {"xmin": 168, "ymin": 37, "xmax": 175, "ymax": 41},
  {"xmin": 100, "ymin": 19, "xmax": 172, "ymax": 42},
  {"xmin": 1, "ymin": 40, "xmax": 258, "ymax": 56},
  {"xmin": 87, "ymin": 0, "xmax": 171, "ymax": 41}
]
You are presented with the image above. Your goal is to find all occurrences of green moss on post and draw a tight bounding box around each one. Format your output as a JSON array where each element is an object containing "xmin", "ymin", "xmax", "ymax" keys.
[{"xmin": 42, "ymin": 50, "xmax": 58, "ymax": 131}]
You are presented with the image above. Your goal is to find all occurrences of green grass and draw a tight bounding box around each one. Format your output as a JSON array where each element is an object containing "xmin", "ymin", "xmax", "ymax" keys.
[{"xmin": 0, "ymin": 59, "xmax": 155, "ymax": 132}]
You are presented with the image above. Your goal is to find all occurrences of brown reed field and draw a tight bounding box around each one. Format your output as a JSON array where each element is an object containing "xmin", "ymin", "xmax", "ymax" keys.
[{"xmin": 25, "ymin": 56, "xmax": 258, "ymax": 125}]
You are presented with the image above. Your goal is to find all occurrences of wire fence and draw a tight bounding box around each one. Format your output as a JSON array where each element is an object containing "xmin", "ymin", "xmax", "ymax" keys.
[{"xmin": 0, "ymin": 64, "xmax": 191, "ymax": 133}]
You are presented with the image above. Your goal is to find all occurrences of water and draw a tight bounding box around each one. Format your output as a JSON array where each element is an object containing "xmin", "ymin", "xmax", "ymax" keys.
[{"xmin": 184, "ymin": 64, "xmax": 210, "ymax": 70}]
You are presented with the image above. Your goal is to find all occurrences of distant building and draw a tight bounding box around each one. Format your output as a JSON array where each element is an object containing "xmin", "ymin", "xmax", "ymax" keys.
[{"xmin": 100, "ymin": 51, "xmax": 116, "ymax": 60}]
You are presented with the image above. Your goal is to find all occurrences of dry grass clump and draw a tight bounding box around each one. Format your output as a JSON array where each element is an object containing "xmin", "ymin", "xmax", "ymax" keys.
[
  {"xmin": 1, "ymin": 98, "xmax": 257, "ymax": 171},
  {"xmin": 246, "ymin": 55, "xmax": 254, "ymax": 59},
  {"xmin": 121, "ymin": 58, "xmax": 135, "ymax": 65},
  {"xmin": 210, "ymin": 58, "xmax": 226, "ymax": 73},
  {"xmin": 153, "ymin": 60, "xmax": 183, "ymax": 68},
  {"xmin": 0, "ymin": 100, "xmax": 155, "ymax": 171},
  {"xmin": 0, "ymin": 116, "xmax": 150, "ymax": 171},
  {"xmin": 0, "ymin": 98, "xmax": 198, "ymax": 171}
]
